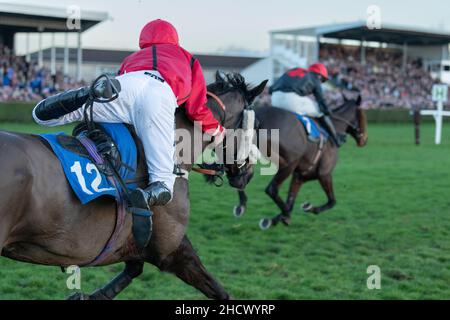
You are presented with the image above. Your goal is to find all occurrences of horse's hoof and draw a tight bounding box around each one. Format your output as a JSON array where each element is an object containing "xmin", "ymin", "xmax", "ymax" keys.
[
  {"xmin": 302, "ymin": 202, "xmax": 313, "ymax": 213},
  {"xmin": 281, "ymin": 217, "xmax": 292, "ymax": 226},
  {"xmin": 233, "ymin": 205, "xmax": 246, "ymax": 218},
  {"xmin": 67, "ymin": 292, "xmax": 89, "ymax": 300},
  {"xmin": 259, "ymin": 218, "xmax": 272, "ymax": 230}
]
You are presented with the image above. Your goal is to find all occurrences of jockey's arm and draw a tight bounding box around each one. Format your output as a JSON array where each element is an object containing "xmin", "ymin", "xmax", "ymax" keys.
[
  {"xmin": 312, "ymin": 78, "xmax": 331, "ymax": 116},
  {"xmin": 183, "ymin": 59, "xmax": 225, "ymax": 139}
]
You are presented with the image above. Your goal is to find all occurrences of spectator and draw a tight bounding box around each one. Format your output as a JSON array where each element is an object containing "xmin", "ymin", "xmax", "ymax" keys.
[
  {"xmin": 319, "ymin": 43, "xmax": 438, "ymax": 110},
  {"xmin": 0, "ymin": 45, "xmax": 82, "ymax": 102}
]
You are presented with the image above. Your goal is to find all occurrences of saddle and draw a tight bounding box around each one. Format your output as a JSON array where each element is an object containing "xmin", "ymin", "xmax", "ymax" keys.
[
  {"xmin": 57, "ymin": 123, "xmax": 126, "ymax": 177},
  {"xmin": 296, "ymin": 114, "xmax": 329, "ymax": 144},
  {"xmin": 53, "ymin": 122, "xmax": 154, "ymax": 256}
]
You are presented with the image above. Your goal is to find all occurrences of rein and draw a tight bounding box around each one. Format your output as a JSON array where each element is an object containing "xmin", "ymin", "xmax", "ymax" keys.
[
  {"xmin": 331, "ymin": 113, "xmax": 357, "ymax": 131},
  {"xmin": 131, "ymin": 166, "xmax": 221, "ymax": 182},
  {"xmin": 192, "ymin": 166, "xmax": 220, "ymax": 176},
  {"xmin": 192, "ymin": 89, "xmax": 255, "ymax": 181},
  {"xmin": 206, "ymin": 91, "xmax": 226, "ymax": 112},
  {"xmin": 331, "ymin": 112, "xmax": 364, "ymax": 140},
  {"xmin": 206, "ymin": 91, "xmax": 227, "ymax": 127},
  {"xmin": 330, "ymin": 100, "xmax": 365, "ymax": 140},
  {"xmin": 152, "ymin": 91, "xmax": 227, "ymax": 181},
  {"xmin": 130, "ymin": 91, "xmax": 228, "ymax": 183}
]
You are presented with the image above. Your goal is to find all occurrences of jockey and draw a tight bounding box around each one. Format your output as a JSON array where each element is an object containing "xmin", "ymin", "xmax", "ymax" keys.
[
  {"xmin": 32, "ymin": 19, "xmax": 225, "ymax": 212},
  {"xmin": 269, "ymin": 63, "xmax": 343, "ymax": 147}
]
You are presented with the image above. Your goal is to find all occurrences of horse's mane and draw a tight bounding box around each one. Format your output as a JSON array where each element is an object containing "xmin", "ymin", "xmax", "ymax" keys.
[
  {"xmin": 332, "ymin": 93, "xmax": 362, "ymax": 114},
  {"xmin": 176, "ymin": 72, "xmax": 249, "ymax": 123},
  {"xmin": 207, "ymin": 72, "xmax": 254, "ymax": 104}
]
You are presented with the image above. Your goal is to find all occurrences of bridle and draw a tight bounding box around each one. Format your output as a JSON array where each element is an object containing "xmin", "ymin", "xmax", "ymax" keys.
[
  {"xmin": 331, "ymin": 113, "xmax": 359, "ymax": 132},
  {"xmin": 331, "ymin": 90, "xmax": 366, "ymax": 141},
  {"xmin": 191, "ymin": 91, "xmax": 228, "ymax": 177},
  {"xmin": 192, "ymin": 90, "xmax": 252, "ymax": 180},
  {"xmin": 331, "ymin": 106, "xmax": 365, "ymax": 141},
  {"xmin": 207, "ymin": 91, "xmax": 227, "ymax": 113},
  {"xmin": 206, "ymin": 91, "xmax": 227, "ymax": 126}
]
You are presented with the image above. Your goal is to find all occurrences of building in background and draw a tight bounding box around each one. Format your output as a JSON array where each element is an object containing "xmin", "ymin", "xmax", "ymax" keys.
[
  {"xmin": 3, "ymin": 3, "xmax": 450, "ymax": 109},
  {"xmin": 0, "ymin": 2, "xmax": 108, "ymax": 81},
  {"xmin": 31, "ymin": 48, "xmax": 262, "ymax": 83},
  {"xmin": 269, "ymin": 21, "xmax": 450, "ymax": 84}
]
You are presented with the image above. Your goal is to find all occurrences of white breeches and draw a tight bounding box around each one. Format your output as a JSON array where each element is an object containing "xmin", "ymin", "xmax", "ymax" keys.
[
  {"xmin": 33, "ymin": 70, "xmax": 178, "ymax": 195},
  {"xmin": 271, "ymin": 91, "xmax": 323, "ymax": 118}
]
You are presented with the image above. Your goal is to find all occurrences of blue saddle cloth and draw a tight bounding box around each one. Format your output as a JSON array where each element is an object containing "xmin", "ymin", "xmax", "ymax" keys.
[
  {"xmin": 40, "ymin": 123, "xmax": 138, "ymax": 205},
  {"xmin": 296, "ymin": 114, "xmax": 328, "ymax": 141}
]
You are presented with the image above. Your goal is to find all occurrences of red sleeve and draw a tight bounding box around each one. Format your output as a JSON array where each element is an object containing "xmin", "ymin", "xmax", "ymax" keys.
[
  {"xmin": 118, "ymin": 55, "xmax": 129, "ymax": 75},
  {"xmin": 183, "ymin": 59, "xmax": 224, "ymax": 135},
  {"xmin": 119, "ymin": 60, "xmax": 125, "ymax": 75}
]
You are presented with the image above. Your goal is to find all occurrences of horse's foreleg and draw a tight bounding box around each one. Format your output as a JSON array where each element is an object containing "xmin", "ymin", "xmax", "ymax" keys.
[
  {"xmin": 68, "ymin": 260, "xmax": 144, "ymax": 300},
  {"xmin": 283, "ymin": 171, "xmax": 305, "ymax": 221},
  {"xmin": 261, "ymin": 164, "xmax": 296, "ymax": 228},
  {"xmin": 157, "ymin": 236, "xmax": 230, "ymax": 300},
  {"xmin": 265, "ymin": 164, "xmax": 296, "ymax": 214},
  {"xmin": 0, "ymin": 222, "xmax": 9, "ymax": 253},
  {"xmin": 304, "ymin": 174, "xmax": 336, "ymax": 215},
  {"xmin": 233, "ymin": 190, "xmax": 247, "ymax": 217},
  {"xmin": 0, "ymin": 212, "xmax": 13, "ymax": 252},
  {"xmin": 270, "ymin": 171, "xmax": 305, "ymax": 227}
]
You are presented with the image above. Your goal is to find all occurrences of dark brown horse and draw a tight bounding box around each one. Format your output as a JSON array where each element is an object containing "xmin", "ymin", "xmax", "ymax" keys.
[
  {"xmin": 224, "ymin": 94, "xmax": 368, "ymax": 229},
  {"xmin": 0, "ymin": 72, "xmax": 267, "ymax": 299}
]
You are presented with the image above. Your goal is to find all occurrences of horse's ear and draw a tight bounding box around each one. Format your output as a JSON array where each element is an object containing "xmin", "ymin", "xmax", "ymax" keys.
[
  {"xmin": 356, "ymin": 94, "xmax": 362, "ymax": 106},
  {"xmin": 248, "ymin": 79, "xmax": 269, "ymax": 104},
  {"xmin": 216, "ymin": 70, "xmax": 226, "ymax": 83}
]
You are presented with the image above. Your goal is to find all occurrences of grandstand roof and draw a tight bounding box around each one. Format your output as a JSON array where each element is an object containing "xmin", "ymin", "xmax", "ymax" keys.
[
  {"xmin": 30, "ymin": 47, "xmax": 262, "ymax": 69},
  {"xmin": 0, "ymin": 2, "xmax": 108, "ymax": 33},
  {"xmin": 271, "ymin": 21, "xmax": 450, "ymax": 46}
]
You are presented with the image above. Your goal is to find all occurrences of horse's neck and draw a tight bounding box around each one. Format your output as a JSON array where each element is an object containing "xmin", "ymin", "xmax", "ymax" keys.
[
  {"xmin": 332, "ymin": 104, "xmax": 354, "ymax": 134},
  {"xmin": 175, "ymin": 111, "xmax": 211, "ymax": 171}
]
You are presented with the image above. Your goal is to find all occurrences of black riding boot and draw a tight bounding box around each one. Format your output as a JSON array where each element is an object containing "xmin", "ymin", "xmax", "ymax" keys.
[
  {"xmin": 128, "ymin": 182, "xmax": 172, "ymax": 249},
  {"xmin": 319, "ymin": 115, "xmax": 344, "ymax": 147},
  {"xmin": 33, "ymin": 79, "xmax": 120, "ymax": 121}
]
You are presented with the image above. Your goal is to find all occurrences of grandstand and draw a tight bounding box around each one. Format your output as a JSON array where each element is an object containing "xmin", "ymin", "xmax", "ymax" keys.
[
  {"xmin": 259, "ymin": 21, "xmax": 450, "ymax": 109},
  {"xmin": 0, "ymin": 2, "xmax": 108, "ymax": 101},
  {"xmin": 0, "ymin": 2, "xmax": 263, "ymax": 102},
  {"xmin": 2, "ymin": 3, "xmax": 450, "ymax": 110},
  {"xmin": 269, "ymin": 21, "xmax": 450, "ymax": 79},
  {"xmin": 0, "ymin": 2, "xmax": 108, "ymax": 80}
]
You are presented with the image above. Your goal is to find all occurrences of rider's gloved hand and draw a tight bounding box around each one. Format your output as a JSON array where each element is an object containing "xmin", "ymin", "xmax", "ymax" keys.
[{"xmin": 92, "ymin": 78, "xmax": 121, "ymax": 100}]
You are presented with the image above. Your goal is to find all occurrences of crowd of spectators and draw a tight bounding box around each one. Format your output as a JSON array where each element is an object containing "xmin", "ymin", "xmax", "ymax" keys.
[
  {"xmin": 0, "ymin": 45, "xmax": 83, "ymax": 103},
  {"xmin": 320, "ymin": 44, "xmax": 437, "ymax": 109},
  {"xmin": 1, "ymin": 43, "xmax": 443, "ymax": 110}
]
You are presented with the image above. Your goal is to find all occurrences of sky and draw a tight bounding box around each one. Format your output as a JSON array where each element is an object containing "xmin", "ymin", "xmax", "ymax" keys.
[{"xmin": 4, "ymin": 0, "xmax": 450, "ymax": 55}]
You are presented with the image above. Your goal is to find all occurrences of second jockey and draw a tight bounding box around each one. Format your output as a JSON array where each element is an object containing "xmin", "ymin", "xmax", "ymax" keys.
[
  {"xmin": 269, "ymin": 63, "xmax": 343, "ymax": 147},
  {"xmin": 32, "ymin": 20, "xmax": 225, "ymax": 213}
]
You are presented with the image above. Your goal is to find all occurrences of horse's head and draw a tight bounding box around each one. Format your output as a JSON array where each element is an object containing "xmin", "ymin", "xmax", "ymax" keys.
[
  {"xmin": 207, "ymin": 71, "xmax": 267, "ymax": 129},
  {"xmin": 331, "ymin": 92, "xmax": 368, "ymax": 147},
  {"xmin": 206, "ymin": 71, "xmax": 267, "ymax": 189},
  {"xmin": 224, "ymin": 152, "xmax": 255, "ymax": 190}
]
